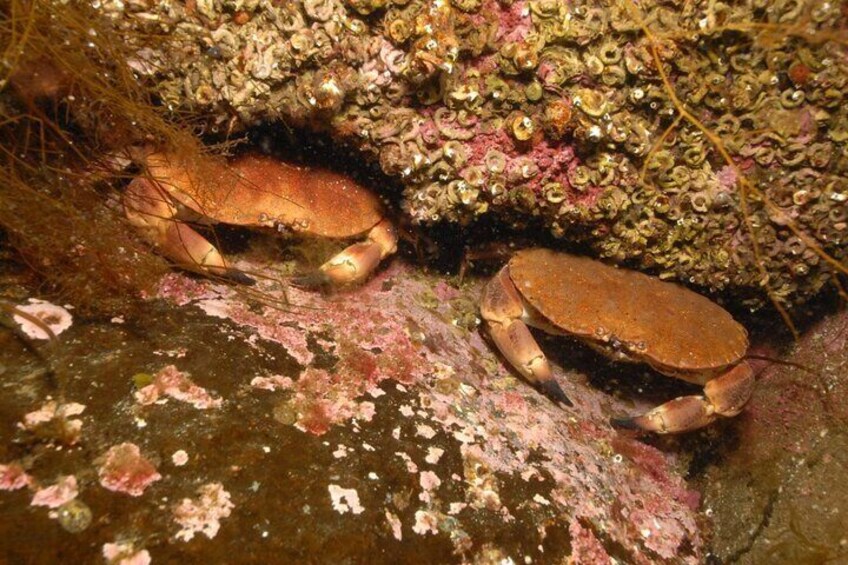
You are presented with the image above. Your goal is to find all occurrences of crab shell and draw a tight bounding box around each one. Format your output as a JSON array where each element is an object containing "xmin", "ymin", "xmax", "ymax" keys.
[
  {"xmin": 143, "ymin": 152, "xmax": 384, "ymax": 238},
  {"xmin": 507, "ymin": 248, "xmax": 748, "ymax": 381}
]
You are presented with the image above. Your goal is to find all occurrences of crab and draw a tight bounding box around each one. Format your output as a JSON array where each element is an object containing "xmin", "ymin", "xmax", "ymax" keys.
[
  {"xmin": 481, "ymin": 248, "xmax": 755, "ymax": 434},
  {"xmin": 123, "ymin": 151, "xmax": 397, "ymax": 286}
]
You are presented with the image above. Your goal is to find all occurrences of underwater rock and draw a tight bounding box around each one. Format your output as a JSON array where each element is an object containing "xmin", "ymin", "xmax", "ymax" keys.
[
  {"xmin": 700, "ymin": 305, "xmax": 848, "ymax": 561},
  {"xmin": 148, "ymin": 256, "xmax": 704, "ymax": 561},
  {"xmin": 13, "ymin": 249, "xmax": 824, "ymax": 560},
  {"xmin": 96, "ymin": 0, "xmax": 848, "ymax": 307}
]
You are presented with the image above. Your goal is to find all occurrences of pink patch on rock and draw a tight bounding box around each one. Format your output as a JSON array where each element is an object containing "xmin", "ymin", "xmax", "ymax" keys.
[
  {"xmin": 98, "ymin": 443, "xmax": 162, "ymax": 496},
  {"xmin": 20, "ymin": 401, "xmax": 86, "ymax": 444},
  {"xmin": 385, "ymin": 510, "xmax": 403, "ymax": 541},
  {"xmin": 102, "ymin": 542, "xmax": 152, "ymax": 565},
  {"xmin": 135, "ymin": 365, "xmax": 222, "ymax": 409},
  {"xmin": 173, "ymin": 482, "xmax": 234, "ymax": 541},
  {"xmin": 433, "ymin": 281, "xmax": 460, "ymax": 302},
  {"xmin": 250, "ymin": 374, "xmax": 294, "ymax": 391},
  {"xmin": 156, "ymin": 273, "xmax": 220, "ymax": 306},
  {"xmin": 31, "ymin": 475, "xmax": 78, "ymax": 508},
  {"xmin": 280, "ymin": 368, "xmax": 381, "ymax": 436},
  {"xmin": 569, "ymin": 520, "xmax": 612, "ymax": 565},
  {"xmin": 0, "ymin": 462, "xmax": 32, "ymax": 491},
  {"xmin": 412, "ymin": 510, "xmax": 440, "ymax": 535},
  {"xmin": 716, "ymin": 165, "xmax": 738, "ymax": 190},
  {"xmin": 12, "ymin": 299, "xmax": 73, "ymax": 340}
]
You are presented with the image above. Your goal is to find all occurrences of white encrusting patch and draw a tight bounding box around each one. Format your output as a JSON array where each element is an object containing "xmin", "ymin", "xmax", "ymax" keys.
[{"xmin": 328, "ymin": 484, "xmax": 364, "ymax": 515}]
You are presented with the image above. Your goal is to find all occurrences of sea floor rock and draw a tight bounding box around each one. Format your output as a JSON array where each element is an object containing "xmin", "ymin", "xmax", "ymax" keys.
[
  {"xmin": 0, "ymin": 250, "xmax": 707, "ymax": 563},
  {"xmin": 699, "ymin": 304, "xmax": 848, "ymax": 563}
]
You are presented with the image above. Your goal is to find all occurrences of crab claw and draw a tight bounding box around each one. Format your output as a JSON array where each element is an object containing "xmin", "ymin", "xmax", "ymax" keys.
[
  {"xmin": 481, "ymin": 265, "xmax": 573, "ymax": 407},
  {"xmin": 537, "ymin": 379, "xmax": 573, "ymax": 407},
  {"xmin": 289, "ymin": 270, "xmax": 333, "ymax": 290},
  {"xmin": 315, "ymin": 219, "xmax": 398, "ymax": 286},
  {"xmin": 610, "ymin": 362, "xmax": 755, "ymax": 434},
  {"xmin": 608, "ymin": 416, "xmax": 642, "ymax": 430},
  {"xmin": 221, "ymin": 269, "xmax": 256, "ymax": 286}
]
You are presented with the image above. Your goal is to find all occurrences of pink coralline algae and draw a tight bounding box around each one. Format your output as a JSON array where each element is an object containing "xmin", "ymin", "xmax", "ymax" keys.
[
  {"xmin": 276, "ymin": 368, "xmax": 377, "ymax": 436},
  {"xmin": 22, "ymin": 400, "xmax": 86, "ymax": 426},
  {"xmin": 20, "ymin": 400, "xmax": 86, "ymax": 445},
  {"xmin": 173, "ymin": 482, "xmax": 234, "ymax": 542},
  {"xmin": 569, "ymin": 520, "xmax": 613, "ymax": 565},
  {"xmin": 0, "ymin": 463, "xmax": 32, "ymax": 491},
  {"xmin": 31, "ymin": 475, "xmax": 78, "ymax": 508},
  {"xmin": 135, "ymin": 365, "xmax": 222, "ymax": 409},
  {"xmin": 250, "ymin": 375, "xmax": 294, "ymax": 391},
  {"xmin": 102, "ymin": 542, "xmax": 152, "ymax": 565},
  {"xmin": 98, "ymin": 443, "xmax": 162, "ymax": 497}
]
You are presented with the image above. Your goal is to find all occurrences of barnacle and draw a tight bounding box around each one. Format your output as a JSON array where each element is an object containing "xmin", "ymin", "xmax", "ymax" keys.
[
  {"xmin": 507, "ymin": 112, "xmax": 536, "ymax": 142},
  {"xmin": 451, "ymin": 0, "xmax": 482, "ymax": 13},
  {"xmin": 543, "ymin": 98, "xmax": 573, "ymax": 139},
  {"xmin": 543, "ymin": 182, "xmax": 566, "ymax": 204},
  {"xmin": 539, "ymin": 47, "xmax": 583, "ymax": 86},
  {"xmin": 386, "ymin": 16, "xmax": 413, "ymax": 44},
  {"xmin": 572, "ymin": 88, "xmax": 608, "ymax": 118},
  {"xmin": 524, "ymin": 81, "xmax": 544, "ymax": 102},
  {"xmin": 346, "ymin": 0, "xmax": 387, "ymax": 16},
  {"xmin": 304, "ymin": 0, "xmax": 338, "ymax": 21}
]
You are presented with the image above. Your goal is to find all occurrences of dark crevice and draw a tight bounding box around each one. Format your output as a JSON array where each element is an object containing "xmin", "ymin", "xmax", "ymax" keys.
[{"xmin": 724, "ymin": 491, "xmax": 778, "ymax": 564}]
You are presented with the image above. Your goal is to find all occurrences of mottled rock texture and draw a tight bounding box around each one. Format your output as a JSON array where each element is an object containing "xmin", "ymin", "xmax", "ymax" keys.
[{"xmin": 701, "ymin": 305, "xmax": 848, "ymax": 563}]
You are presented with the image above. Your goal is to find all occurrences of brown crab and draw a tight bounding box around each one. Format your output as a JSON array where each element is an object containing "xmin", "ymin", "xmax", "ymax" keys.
[
  {"xmin": 123, "ymin": 151, "xmax": 397, "ymax": 286},
  {"xmin": 481, "ymin": 248, "xmax": 755, "ymax": 434}
]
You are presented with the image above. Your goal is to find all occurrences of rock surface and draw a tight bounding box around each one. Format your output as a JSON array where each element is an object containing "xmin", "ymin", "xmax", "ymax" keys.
[
  {"xmin": 0, "ymin": 253, "xmax": 705, "ymax": 563},
  {"xmin": 700, "ymin": 304, "xmax": 848, "ymax": 563}
]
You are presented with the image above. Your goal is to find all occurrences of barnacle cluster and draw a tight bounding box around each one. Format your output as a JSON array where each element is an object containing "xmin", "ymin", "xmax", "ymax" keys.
[{"xmin": 101, "ymin": 0, "xmax": 847, "ymax": 307}]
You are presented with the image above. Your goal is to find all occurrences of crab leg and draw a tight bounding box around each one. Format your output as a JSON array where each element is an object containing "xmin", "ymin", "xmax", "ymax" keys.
[
  {"xmin": 297, "ymin": 219, "xmax": 398, "ymax": 287},
  {"xmin": 481, "ymin": 266, "xmax": 572, "ymax": 406},
  {"xmin": 611, "ymin": 361, "xmax": 755, "ymax": 433},
  {"xmin": 124, "ymin": 177, "xmax": 253, "ymax": 284}
]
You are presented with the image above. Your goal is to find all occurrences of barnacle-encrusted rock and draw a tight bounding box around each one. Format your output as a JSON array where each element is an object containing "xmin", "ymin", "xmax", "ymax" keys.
[{"xmin": 101, "ymin": 0, "xmax": 847, "ymax": 307}]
